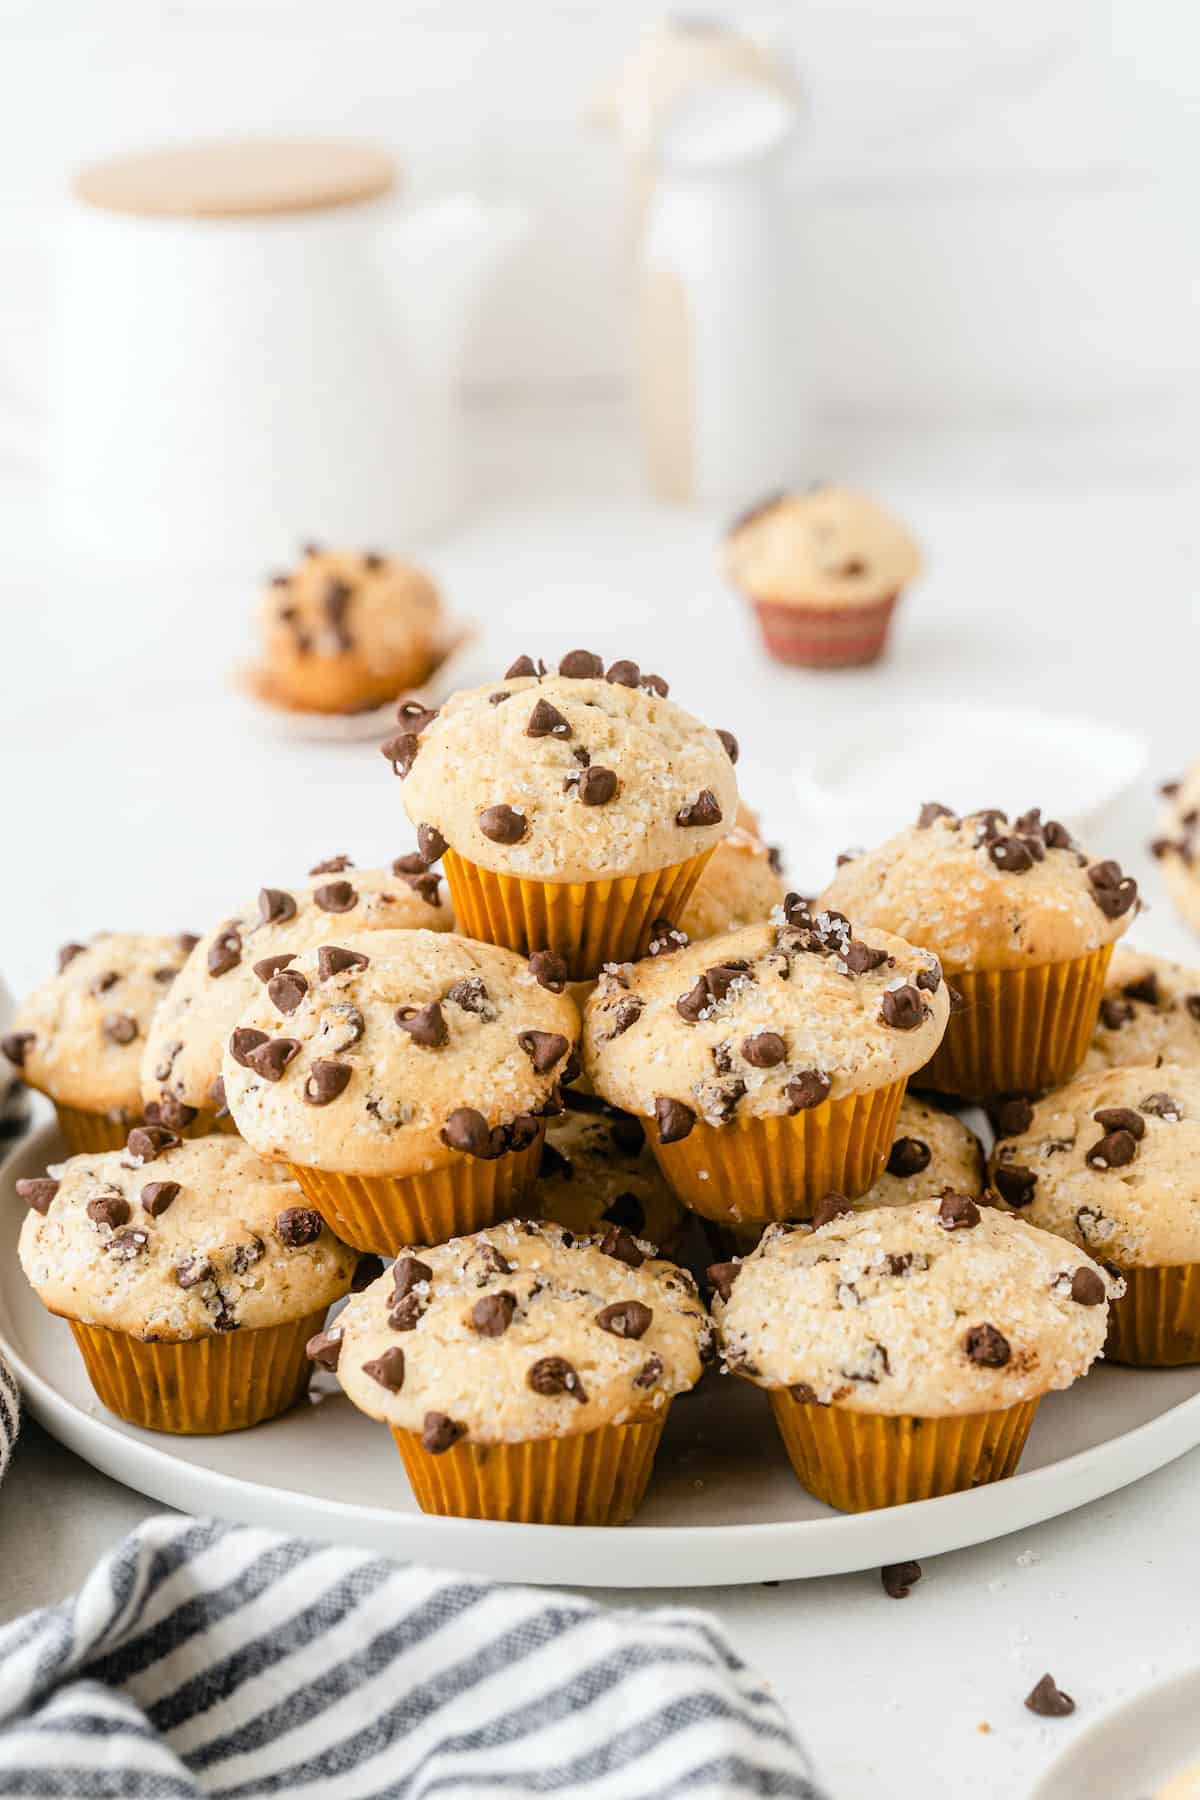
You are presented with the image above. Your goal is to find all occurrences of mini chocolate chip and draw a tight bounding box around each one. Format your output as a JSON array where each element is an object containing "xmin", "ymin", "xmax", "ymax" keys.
[
  {"xmin": 915, "ymin": 961, "xmax": 942, "ymax": 994},
  {"xmin": 811, "ymin": 1192, "xmax": 852, "ymax": 1229},
  {"xmin": 964, "ymin": 1323, "xmax": 1011, "ymax": 1367},
  {"xmin": 938, "ymin": 1191, "xmax": 980, "ymax": 1230},
  {"xmin": 706, "ymin": 1261, "xmax": 741, "ymax": 1302},
  {"xmin": 103, "ymin": 1012, "xmax": 138, "ymax": 1046},
  {"xmin": 578, "ymin": 765, "xmax": 618, "ymax": 806},
  {"xmin": 17, "ymin": 1176, "xmax": 58, "ymax": 1213},
  {"xmin": 306, "ymin": 1328, "xmax": 342, "ymax": 1370},
  {"xmin": 395, "ymin": 699, "xmax": 439, "ymax": 733},
  {"xmin": 917, "ymin": 802, "xmax": 955, "ymax": 828},
  {"xmin": 2, "ymin": 1031, "xmax": 33, "ymax": 1067},
  {"xmin": 559, "ymin": 649, "xmax": 603, "ymax": 679},
  {"xmin": 253, "ymin": 953, "xmax": 296, "ymax": 983},
  {"xmin": 140, "ymin": 1180, "xmax": 180, "ymax": 1217},
  {"xmin": 1123, "ymin": 971, "xmax": 1161, "ymax": 1006},
  {"xmin": 268, "ymin": 969, "xmax": 309, "ymax": 1015},
  {"xmin": 634, "ymin": 1354, "xmax": 664, "ymax": 1388},
  {"xmin": 988, "ymin": 835, "xmax": 1034, "ymax": 873},
  {"xmin": 606, "ymin": 997, "xmax": 644, "ymax": 1038},
  {"xmin": 393, "ymin": 1256, "xmax": 433, "ymax": 1302},
  {"xmin": 57, "ymin": 942, "xmax": 86, "ymax": 972},
  {"xmin": 887, "ymin": 1252, "xmax": 915, "ymax": 1276},
  {"xmin": 1025, "ymin": 1674, "xmax": 1075, "ymax": 1718},
  {"xmin": 675, "ymin": 978, "xmax": 710, "ymax": 1023},
  {"xmin": 108, "ymin": 1228, "xmax": 149, "ymax": 1260},
  {"xmin": 276, "ymin": 1206, "xmax": 322, "ymax": 1247},
  {"xmin": 415, "ymin": 823, "xmax": 448, "ymax": 864},
  {"xmin": 1043, "ymin": 820, "xmax": 1074, "ymax": 849},
  {"xmin": 246, "ymin": 1038, "xmax": 301, "ymax": 1082},
  {"xmin": 1070, "ymin": 1266, "xmax": 1106, "ymax": 1306},
  {"xmin": 742, "ymin": 1031, "xmax": 786, "ymax": 1068},
  {"xmin": 844, "ymin": 940, "xmax": 890, "ymax": 975},
  {"xmin": 207, "ymin": 927, "xmax": 242, "ymax": 977},
  {"xmin": 350, "ymin": 1254, "xmax": 384, "ymax": 1294},
  {"xmin": 880, "ymin": 985, "xmax": 925, "ymax": 1030},
  {"xmin": 176, "ymin": 1253, "xmax": 212, "ymax": 1289},
  {"xmin": 318, "ymin": 945, "xmax": 369, "ymax": 981},
  {"xmin": 527, "ymin": 697, "xmax": 572, "ymax": 739},
  {"xmin": 881, "ymin": 1561, "xmax": 922, "ymax": 1599},
  {"xmin": 303, "ymin": 1059, "xmax": 352, "ymax": 1105},
  {"xmin": 647, "ymin": 918, "xmax": 689, "ymax": 957},
  {"xmin": 380, "ymin": 731, "xmax": 420, "ymax": 777},
  {"xmin": 422, "ymin": 1411, "xmax": 467, "ymax": 1454},
  {"xmin": 145, "ymin": 1095, "xmax": 196, "ymax": 1132},
  {"xmin": 606, "ymin": 659, "xmax": 640, "ymax": 686},
  {"xmin": 786, "ymin": 1070, "xmax": 831, "ymax": 1113},
  {"xmin": 608, "ymin": 1114, "xmax": 646, "ymax": 1157},
  {"xmin": 993, "ymin": 1095, "xmax": 1035, "ymax": 1137},
  {"xmin": 887, "ymin": 1136, "xmax": 931, "ymax": 1177},
  {"xmin": 529, "ymin": 950, "xmax": 568, "ymax": 992},
  {"xmin": 258, "ymin": 886, "xmax": 297, "ymax": 925},
  {"xmin": 1140, "ymin": 1091, "xmax": 1183, "ymax": 1121},
  {"xmin": 393, "ymin": 852, "xmax": 427, "ymax": 875},
  {"xmin": 1093, "ymin": 1106, "xmax": 1146, "ymax": 1140},
  {"xmin": 364, "ymin": 1346, "xmax": 406, "ymax": 1391},
  {"xmin": 442, "ymin": 1107, "xmax": 495, "ymax": 1156},
  {"xmin": 676, "ymin": 789, "xmax": 722, "ymax": 829},
  {"xmin": 602, "ymin": 1194, "xmax": 646, "ymax": 1235},
  {"xmin": 230, "ymin": 1026, "xmax": 269, "ymax": 1067},
  {"xmin": 715, "ymin": 730, "xmax": 741, "ymax": 767},
  {"xmin": 505, "ymin": 654, "xmax": 541, "ymax": 678},
  {"xmin": 601, "ymin": 1225, "xmax": 645, "ymax": 1269},
  {"xmin": 993, "ymin": 1164, "xmax": 1037, "ymax": 1207},
  {"xmin": 90, "ymin": 971, "xmax": 118, "ymax": 996},
  {"xmin": 1086, "ymin": 1128, "xmax": 1138, "ymax": 1169},
  {"xmin": 1099, "ymin": 996, "xmax": 1134, "ymax": 1030},
  {"xmin": 518, "ymin": 1030, "xmax": 569, "ymax": 1073},
  {"xmin": 596, "ymin": 1300, "xmax": 653, "ymax": 1340},
  {"xmin": 396, "ymin": 1002, "xmax": 448, "ymax": 1048},
  {"xmin": 528, "ymin": 1355, "xmax": 588, "ymax": 1401},
  {"xmin": 1088, "ymin": 859, "xmax": 1138, "ymax": 919},
  {"xmin": 488, "ymin": 691, "xmax": 510, "ymax": 705},
  {"xmin": 654, "ymin": 1096, "xmax": 695, "ymax": 1144},
  {"xmin": 209, "ymin": 1076, "xmax": 228, "ymax": 1114},
  {"xmin": 87, "ymin": 1193, "xmax": 130, "ymax": 1229},
  {"xmin": 314, "ymin": 880, "xmax": 357, "ymax": 913},
  {"xmin": 446, "ymin": 976, "xmax": 491, "ymax": 1017},
  {"xmin": 468, "ymin": 1243, "xmax": 512, "ymax": 1281},
  {"xmin": 309, "ymin": 854, "xmax": 353, "ymax": 875},
  {"xmin": 540, "ymin": 1141, "xmax": 572, "ymax": 1179},
  {"xmin": 478, "ymin": 804, "xmax": 527, "ymax": 844},
  {"xmin": 471, "ymin": 1292, "xmax": 517, "ymax": 1337},
  {"xmin": 125, "ymin": 1125, "xmax": 179, "ymax": 1163}
]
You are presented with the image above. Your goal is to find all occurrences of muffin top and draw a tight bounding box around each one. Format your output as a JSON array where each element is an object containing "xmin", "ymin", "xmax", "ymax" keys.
[
  {"xmin": 820, "ymin": 805, "xmax": 1137, "ymax": 974},
  {"xmin": 4, "ymin": 933, "xmax": 196, "ymax": 1116},
  {"xmin": 858, "ymin": 1094, "xmax": 985, "ymax": 1211},
  {"xmin": 223, "ymin": 931, "xmax": 580, "ymax": 1179},
  {"xmin": 991, "ymin": 1063, "xmax": 1200, "ymax": 1267},
  {"xmin": 17, "ymin": 1131, "xmax": 359, "ymax": 1340},
  {"xmin": 331, "ymin": 1218, "xmax": 711, "ymax": 1444},
  {"xmin": 394, "ymin": 655, "xmax": 738, "ymax": 882},
  {"xmin": 1084, "ymin": 948, "xmax": 1200, "ymax": 1074},
  {"xmin": 723, "ymin": 485, "xmax": 921, "ymax": 606},
  {"xmin": 262, "ymin": 546, "xmax": 441, "ymax": 675},
  {"xmin": 711, "ymin": 1199, "xmax": 1115, "ymax": 1416},
  {"xmin": 677, "ymin": 807, "xmax": 786, "ymax": 940},
  {"xmin": 142, "ymin": 861, "xmax": 451, "ymax": 1121},
  {"xmin": 533, "ymin": 1093, "xmax": 685, "ymax": 1252},
  {"xmin": 584, "ymin": 906, "xmax": 948, "ymax": 1140}
]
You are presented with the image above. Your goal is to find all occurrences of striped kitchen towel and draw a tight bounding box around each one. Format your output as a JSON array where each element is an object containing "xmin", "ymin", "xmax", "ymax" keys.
[
  {"xmin": 0, "ymin": 1514, "xmax": 822, "ymax": 1798},
  {"xmin": 0, "ymin": 1349, "xmax": 16, "ymax": 1486}
]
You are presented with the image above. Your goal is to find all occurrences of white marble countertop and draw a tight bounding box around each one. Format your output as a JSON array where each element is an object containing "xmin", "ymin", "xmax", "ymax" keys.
[{"xmin": 1, "ymin": 400, "xmax": 1198, "ymax": 1799}]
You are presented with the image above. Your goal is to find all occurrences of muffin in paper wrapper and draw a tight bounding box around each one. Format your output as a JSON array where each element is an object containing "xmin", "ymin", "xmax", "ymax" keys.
[{"xmin": 1104, "ymin": 1264, "xmax": 1200, "ymax": 1367}]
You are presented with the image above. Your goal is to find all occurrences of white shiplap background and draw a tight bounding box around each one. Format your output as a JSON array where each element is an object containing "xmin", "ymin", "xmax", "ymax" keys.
[{"xmin": 0, "ymin": 0, "xmax": 1198, "ymax": 440}]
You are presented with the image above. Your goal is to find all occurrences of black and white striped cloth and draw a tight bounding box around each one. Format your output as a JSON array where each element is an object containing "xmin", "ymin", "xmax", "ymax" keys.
[
  {"xmin": 0, "ymin": 1514, "xmax": 821, "ymax": 1798},
  {"xmin": 0, "ymin": 1350, "xmax": 16, "ymax": 1487}
]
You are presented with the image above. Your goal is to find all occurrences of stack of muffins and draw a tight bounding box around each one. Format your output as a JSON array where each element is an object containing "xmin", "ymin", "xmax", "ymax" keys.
[{"xmin": 12, "ymin": 647, "xmax": 1175, "ymax": 1530}]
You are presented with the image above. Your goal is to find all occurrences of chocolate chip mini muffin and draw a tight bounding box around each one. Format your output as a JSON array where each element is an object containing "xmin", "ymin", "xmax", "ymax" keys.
[
  {"xmin": 583, "ymin": 903, "xmax": 950, "ymax": 1225},
  {"xmin": 534, "ymin": 1093, "xmax": 686, "ymax": 1258},
  {"xmin": 991, "ymin": 1063, "xmax": 1200, "ymax": 1366},
  {"xmin": 1152, "ymin": 767, "xmax": 1200, "ymax": 935},
  {"xmin": 259, "ymin": 545, "xmax": 442, "ymax": 714},
  {"xmin": 390, "ymin": 653, "xmax": 737, "ymax": 978},
  {"xmin": 676, "ymin": 804, "xmax": 786, "ymax": 941},
  {"xmin": 710, "ymin": 1198, "xmax": 1115, "ymax": 1511},
  {"xmin": 1084, "ymin": 949, "xmax": 1200, "ymax": 1074},
  {"xmin": 222, "ymin": 932, "xmax": 580, "ymax": 1255},
  {"xmin": 329, "ymin": 1219, "xmax": 711, "ymax": 1524},
  {"xmin": 142, "ymin": 860, "xmax": 450, "ymax": 1136},
  {"xmin": 17, "ymin": 1131, "xmax": 360, "ymax": 1432},
  {"xmin": 858, "ymin": 1093, "xmax": 985, "ymax": 1211},
  {"xmin": 820, "ymin": 805, "xmax": 1138, "ymax": 1100},
  {"xmin": 3, "ymin": 933, "xmax": 196, "ymax": 1153},
  {"xmin": 723, "ymin": 485, "xmax": 922, "ymax": 669}
]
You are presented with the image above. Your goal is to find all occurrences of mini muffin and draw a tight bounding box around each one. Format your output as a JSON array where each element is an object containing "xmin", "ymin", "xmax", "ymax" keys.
[
  {"xmin": 723, "ymin": 485, "xmax": 921, "ymax": 669},
  {"xmin": 1152, "ymin": 768, "xmax": 1200, "ymax": 934},
  {"xmin": 142, "ymin": 860, "xmax": 450, "ymax": 1135},
  {"xmin": 677, "ymin": 805, "xmax": 786, "ymax": 941},
  {"xmin": 991, "ymin": 1063, "xmax": 1200, "ymax": 1365},
  {"xmin": 17, "ymin": 1131, "xmax": 360, "ymax": 1432},
  {"xmin": 821, "ymin": 804, "xmax": 1138, "ymax": 1100},
  {"xmin": 1085, "ymin": 948, "xmax": 1200, "ymax": 1074},
  {"xmin": 259, "ymin": 545, "xmax": 442, "ymax": 714},
  {"xmin": 390, "ymin": 654, "xmax": 738, "ymax": 978},
  {"xmin": 329, "ymin": 1219, "xmax": 711, "ymax": 1524},
  {"xmin": 3, "ymin": 933, "xmax": 196, "ymax": 1153},
  {"xmin": 223, "ymin": 932, "xmax": 580, "ymax": 1255},
  {"xmin": 858, "ymin": 1094, "xmax": 985, "ymax": 1211},
  {"xmin": 534, "ymin": 1093, "xmax": 686, "ymax": 1257},
  {"xmin": 583, "ymin": 903, "xmax": 949, "ymax": 1225},
  {"xmin": 710, "ymin": 1198, "xmax": 1115, "ymax": 1511}
]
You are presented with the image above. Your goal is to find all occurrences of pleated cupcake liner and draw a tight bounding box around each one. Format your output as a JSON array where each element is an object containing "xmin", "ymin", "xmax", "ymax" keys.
[
  {"xmin": 769, "ymin": 1389, "xmax": 1040, "ymax": 1512},
  {"xmin": 68, "ymin": 1310, "xmax": 328, "ymax": 1434},
  {"xmin": 51, "ymin": 1101, "xmax": 234, "ymax": 1155},
  {"xmin": 648, "ymin": 1077, "xmax": 907, "ymax": 1225},
  {"xmin": 289, "ymin": 1128, "xmax": 545, "ymax": 1255},
  {"xmin": 1105, "ymin": 1264, "xmax": 1200, "ymax": 1366},
  {"xmin": 391, "ymin": 1409, "xmax": 668, "ymax": 1524},
  {"xmin": 917, "ymin": 946, "xmax": 1113, "ymax": 1101},
  {"xmin": 749, "ymin": 592, "xmax": 899, "ymax": 669},
  {"xmin": 441, "ymin": 847, "xmax": 714, "ymax": 981}
]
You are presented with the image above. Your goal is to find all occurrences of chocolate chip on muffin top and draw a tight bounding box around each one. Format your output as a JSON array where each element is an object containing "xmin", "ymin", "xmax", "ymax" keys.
[{"xmin": 723, "ymin": 485, "xmax": 922, "ymax": 606}]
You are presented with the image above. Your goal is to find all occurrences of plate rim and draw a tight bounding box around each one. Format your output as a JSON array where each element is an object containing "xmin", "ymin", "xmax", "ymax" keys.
[{"xmin": 1027, "ymin": 1662, "xmax": 1200, "ymax": 1799}]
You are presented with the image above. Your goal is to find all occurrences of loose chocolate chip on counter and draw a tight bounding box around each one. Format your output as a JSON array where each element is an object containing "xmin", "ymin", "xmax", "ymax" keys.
[
  {"xmin": 87, "ymin": 1193, "xmax": 130, "ymax": 1229},
  {"xmin": 1140, "ymin": 1091, "xmax": 1183, "ymax": 1121},
  {"xmin": 381, "ymin": 731, "xmax": 420, "ymax": 777},
  {"xmin": 140, "ymin": 1180, "xmax": 180, "ymax": 1217},
  {"xmin": 606, "ymin": 659, "xmax": 640, "ymax": 687},
  {"xmin": 811, "ymin": 1192, "xmax": 853, "ymax": 1230},
  {"xmin": 207, "ymin": 927, "xmax": 242, "ymax": 978},
  {"xmin": 526, "ymin": 698, "xmax": 572, "ymax": 739},
  {"xmin": 268, "ymin": 969, "xmax": 309, "ymax": 1015},
  {"xmin": 887, "ymin": 1136, "xmax": 931, "ymax": 1177},
  {"xmin": 964, "ymin": 1323, "xmax": 1011, "ymax": 1367},
  {"xmin": 528, "ymin": 1355, "xmax": 588, "ymax": 1401},
  {"xmin": 363, "ymin": 1346, "xmax": 406, "ymax": 1391},
  {"xmin": 742, "ymin": 1031, "xmax": 786, "ymax": 1068},
  {"xmin": 578, "ymin": 765, "xmax": 618, "ymax": 806},
  {"xmin": 1088, "ymin": 860, "xmax": 1138, "ymax": 919},
  {"xmin": 647, "ymin": 918, "xmax": 689, "ymax": 956},
  {"xmin": 992, "ymin": 1095, "xmax": 1035, "ymax": 1138},
  {"xmin": 230, "ymin": 1027, "xmax": 270, "ymax": 1068},
  {"xmin": 529, "ymin": 950, "xmax": 568, "ymax": 992},
  {"xmin": 314, "ymin": 880, "xmax": 358, "ymax": 913},
  {"xmin": 1069, "ymin": 1266, "xmax": 1106, "ymax": 1306},
  {"xmin": 478, "ymin": 804, "xmax": 528, "ymax": 844},
  {"xmin": 351, "ymin": 1253, "xmax": 384, "ymax": 1293},
  {"xmin": 518, "ymin": 1030, "xmax": 569, "ymax": 1074},
  {"xmin": 306, "ymin": 1328, "xmax": 343, "ymax": 1370},
  {"xmin": 422, "ymin": 1411, "xmax": 467, "ymax": 1454},
  {"xmin": 786, "ymin": 1070, "xmax": 832, "ymax": 1113},
  {"xmin": 676, "ymin": 789, "xmax": 723, "ymax": 829},
  {"xmin": 706, "ymin": 1261, "xmax": 741, "ymax": 1301},
  {"xmin": 318, "ymin": 945, "xmax": 369, "ymax": 981},
  {"xmin": 716, "ymin": 729, "xmax": 739, "ymax": 765},
  {"xmin": 1085, "ymin": 1129, "xmax": 1138, "ymax": 1170},
  {"xmin": 654, "ymin": 1096, "xmax": 696, "ymax": 1144},
  {"xmin": 988, "ymin": 836, "xmax": 1035, "ymax": 873},
  {"xmin": 993, "ymin": 1164, "xmax": 1038, "ymax": 1207},
  {"xmin": 1025, "ymin": 1674, "xmax": 1075, "ymax": 1718},
  {"xmin": 471, "ymin": 1291, "xmax": 517, "ymax": 1337},
  {"xmin": 938, "ymin": 1191, "xmax": 980, "ymax": 1230},
  {"xmin": 881, "ymin": 1560, "xmax": 922, "ymax": 1599},
  {"xmin": 1093, "ymin": 1106, "xmax": 1146, "ymax": 1141},
  {"xmin": 276, "ymin": 1206, "xmax": 323, "ymax": 1247},
  {"xmin": 601, "ymin": 1225, "xmax": 645, "ymax": 1269},
  {"xmin": 253, "ymin": 953, "xmax": 296, "ymax": 983},
  {"xmin": 107, "ymin": 1228, "xmax": 149, "ymax": 1260},
  {"xmin": 16, "ymin": 1176, "xmax": 56, "ymax": 1213},
  {"xmin": 596, "ymin": 1300, "xmax": 653, "ymax": 1340},
  {"xmin": 396, "ymin": 1002, "xmax": 448, "ymax": 1048},
  {"xmin": 304, "ymin": 1059, "xmax": 353, "ymax": 1106},
  {"xmin": 57, "ymin": 942, "xmax": 86, "ymax": 972},
  {"xmin": 125, "ymin": 1125, "xmax": 179, "ymax": 1163},
  {"xmin": 634, "ymin": 1354, "xmax": 665, "ymax": 1388},
  {"xmin": 559, "ymin": 649, "xmax": 604, "ymax": 679},
  {"xmin": 258, "ymin": 886, "xmax": 297, "ymax": 925},
  {"xmin": 880, "ymin": 985, "xmax": 925, "ymax": 1030},
  {"xmin": 917, "ymin": 802, "xmax": 956, "ymax": 828},
  {"xmin": 442, "ymin": 1107, "xmax": 498, "ymax": 1157},
  {"xmin": 1, "ymin": 1032, "xmax": 33, "ymax": 1067},
  {"xmin": 175, "ymin": 1253, "xmax": 212, "ymax": 1289},
  {"xmin": 246, "ymin": 1038, "xmax": 302, "ymax": 1082},
  {"xmin": 103, "ymin": 1012, "xmax": 138, "ymax": 1046},
  {"xmin": 309, "ymin": 854, "xmax": 354, "ymax": 875}
]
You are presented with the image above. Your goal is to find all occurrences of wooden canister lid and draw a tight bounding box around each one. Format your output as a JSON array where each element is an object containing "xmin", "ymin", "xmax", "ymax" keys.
[{"xmin": 73, "ymin": 139, "xmax": 397, "ymax": 219}]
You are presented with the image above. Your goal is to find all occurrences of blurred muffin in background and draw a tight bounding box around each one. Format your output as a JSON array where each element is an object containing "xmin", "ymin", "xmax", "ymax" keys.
[
  {"xmin": 259, "ymin": 545, "xmax": 442, "ymax": 714},
  {"xmin": 723, "ymin": 485, "xmax": 921, "ymax": 669},
  {"xmin": 1153, "ymin": 769, "xmax": 1200, "ymax": 935},
  {"xmin": 678, "ymin": 801, "xmax": 785, "ymax": 941}
]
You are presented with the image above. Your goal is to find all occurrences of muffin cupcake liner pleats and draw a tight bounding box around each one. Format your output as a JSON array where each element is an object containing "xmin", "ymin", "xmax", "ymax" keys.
[
  {"xmin": 288, "ymin": 1129, "xmax": 546, "ymax": 1256},
  {"xmin": 1104, "ymin": 1265, "xmax": 1200, "ymax": 1366},
  {"xmin": 917, "ymin": 946, "xmax": 1114, "ymax": 1101},
  {"xmin": 440, "ymin": 848, "xmax": 715, "ymax": 982},
  {"xmin": 392, "ymin": 1410, "xmax": 668, "ymax": 1525},
  {"xmin": 769, "ymin": 1390, "xmax": 1040, "ymax": 1512},
  {"xmin": 749, "ymin": 593, "xmax": 899, "ymax": 669},
  {"xmin": 68, "ymin": 1311, "xmax": 327, "ymax": 1434},
  {"xmin": 648, "ymin": 1078, "xmax": 907, "ymax": 1225}
]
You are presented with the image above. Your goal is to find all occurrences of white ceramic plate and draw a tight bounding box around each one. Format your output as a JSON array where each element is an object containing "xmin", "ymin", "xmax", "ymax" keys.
[
  {"xmin": 1029, "ymin": 1665, "xmax": 1200, "ymax": 1798},
  {"xmin": 5, "ymin": 1125, "xmax": 1200, "ymax": 1588}
]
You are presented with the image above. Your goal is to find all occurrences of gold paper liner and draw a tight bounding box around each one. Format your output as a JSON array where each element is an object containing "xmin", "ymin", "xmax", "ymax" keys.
[
  {"xmin": 52, "ymin": 1102, "xmax": 234, "ymax": 1155},
  {"xmin": 68, "ymin": 1310, "xmax": 327, "ymax": 1434},
  {"xmin": 648, "ymin": 1077, "xmax": 906, "ymax": 1224},
  {"xmin": 918, "ymin": 946, "xmax": 1113, "ymax": 1101},
  {"xmin": 441, "ymin": 847, "xmax": 715, "ymax": 981},
  {"xmin": 769, "ymin": 1390, "xmax": 1040, "ymax": 1512},
  {"xmin": 288, "ymin": 1128, "xmax": 545, "ymax": 1255},
  {"xmin": 1105, "ymin": 1264, "xmax": 1200, "ymax": 1366},
  {"xmin": 391, "ymin": 1409, "xmax": 668, "ymax": 1524}
]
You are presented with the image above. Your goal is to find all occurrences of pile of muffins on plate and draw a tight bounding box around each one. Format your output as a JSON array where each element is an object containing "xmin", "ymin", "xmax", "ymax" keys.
[{"xmin": 9, "ymin": 642, "xmax": 1191, "ymax": 1531}]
